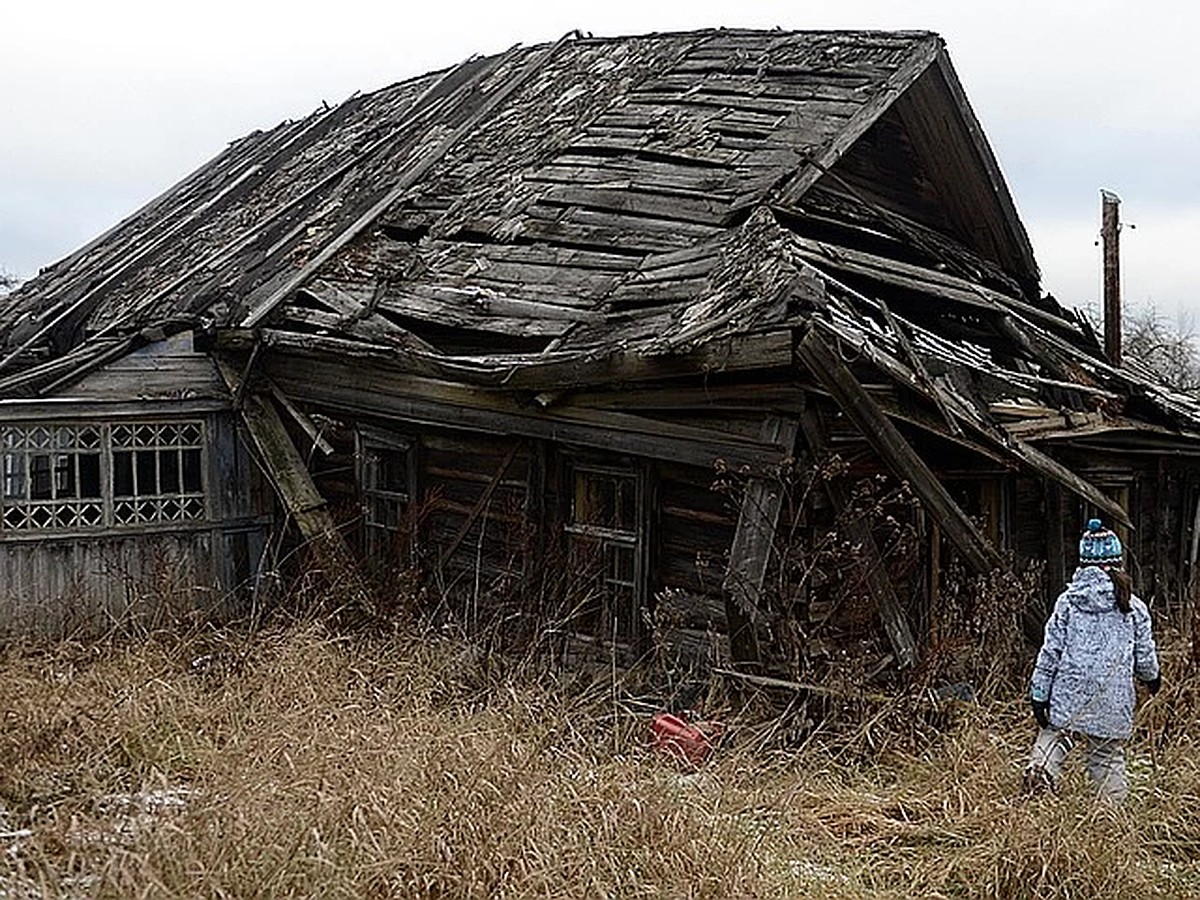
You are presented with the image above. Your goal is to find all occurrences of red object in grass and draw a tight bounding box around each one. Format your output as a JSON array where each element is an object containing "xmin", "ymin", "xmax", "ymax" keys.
[{"xmin": 650, "ymin": 712, "xmax": 723, "ymax": 767}]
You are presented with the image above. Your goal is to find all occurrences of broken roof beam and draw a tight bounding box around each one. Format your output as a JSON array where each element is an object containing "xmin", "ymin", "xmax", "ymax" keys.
[
  {"xmin": 235, "ymin": 326, "xmax": 795, "ymax": 392},
  {"xmin": 815, "ymin": 309, "xmax": 1134, "ymax": 529},
  {"xmin": 799, "ymin": 401, "xmax": 917, "ymax": 668},
  {"xmin": 791, "ymin": 235, "xmax": 1087, "ymax": 345},
  {"xmin": 260, "ymin": 352, "xmax": 794, "ymax": 474},
  {"xmin": 215, "ymin": 355, "xmax": 375, "ymax": 616},
  {"xmin": 796, "ymin": 325, "xmax": 1003, "ymax": 574}
]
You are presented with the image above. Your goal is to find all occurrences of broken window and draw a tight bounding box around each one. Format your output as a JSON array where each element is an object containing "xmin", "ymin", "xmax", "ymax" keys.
[
  {"xmin": 359, "ymin": 430, "xmax": 415, "ymax": 565},
  {"xmin": 111, "ymin": 422, "xmax": 206, "ymax": 526},
  {"xmin": 0, "ymin": 420, "xmax": 207, "ymax": 533},
  {"xmin": 565, "ymin": 465, "xmax": 644, "ymax": 642},
  {"xmin": 1, "ymin": 425, "xmax": 103, "ymax": 530}
]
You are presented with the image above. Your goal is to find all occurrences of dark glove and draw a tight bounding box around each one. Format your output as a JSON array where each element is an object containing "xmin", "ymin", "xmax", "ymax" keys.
[
  {"xmin": 1032, "ymin": 698, "xmax": 1050, "ymax": 729},
  {"xmin": 1145, "ymin": 674, "xmax": 1161, "ymax": 695}
]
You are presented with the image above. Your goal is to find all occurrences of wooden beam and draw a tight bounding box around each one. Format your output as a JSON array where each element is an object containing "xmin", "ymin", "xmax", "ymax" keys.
[
  {"xmin": 721, "ymin": 415, "xmax": 799, "ymax": 668},
  {"xmin": 260, "ymin": 354, "xmax": 794, "ymax": 473},
  {"xmin": 796, "ymin": 326, "xmax": 1003, "ymax": 574},
  {"xmin": 875, "ymin": 295, "xmax": 962, "ymax": 438},
  {"xmin": 713, "ymin": 667, "xmax": 892, "ymax": 704},
  {"xmin": 799, "ymin": 403, "xmax": 918, "ymax": 668},
  {"xmin": 807, "ymin": 292, "xmax": 1132, "ymax": 529},
  {"xmin": 242, "ymin": 324, "xmax": 795, "ymax": 392},
  {"xmin": 1004, "ymin": 436, "xmax": 1132, "ymax": 530},
  {"xmin": 215, "ymin": 355, "xmax": 375, "ymax": 615},
  {"xmin": 269, "ymin": 381, "xmax": 334, "ymax": 458}
]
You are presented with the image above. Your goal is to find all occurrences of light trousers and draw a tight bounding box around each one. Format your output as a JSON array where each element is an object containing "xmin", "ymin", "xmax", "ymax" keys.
[{"xmin": 1026, "ymin": 726, "xmax": 1128, "ymax": 802}]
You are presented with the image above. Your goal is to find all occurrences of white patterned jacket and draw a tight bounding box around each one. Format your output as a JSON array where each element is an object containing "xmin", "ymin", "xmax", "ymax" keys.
[{"xmin": 1031, "ymin": 566, "xmax": 1160, "ymax": 739}]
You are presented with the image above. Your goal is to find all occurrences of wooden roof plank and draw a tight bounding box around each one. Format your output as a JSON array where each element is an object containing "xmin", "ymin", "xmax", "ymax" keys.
[{"xmin": 796, "ymin": 324, "xmax": 1003, "ymax": 574}]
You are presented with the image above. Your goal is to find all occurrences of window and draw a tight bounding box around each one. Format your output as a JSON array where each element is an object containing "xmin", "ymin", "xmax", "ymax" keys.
[
  {"xmin": 2, "ymin": 425, "xmax": 103, "ymax": 530},
  {"xmin": 565, "ymin": 465, "xmax": 644, "ymax": 641},
  {"xmin": 112, "ymin": 422, "xmax": 206, "ymax": 526},
  {"xmin": 359, "ymin": 431, "xmax": 414, "ymax": 563},
  {"xmin": 0, "ymin": 420, "xmax": 207, "ymax": 533}
]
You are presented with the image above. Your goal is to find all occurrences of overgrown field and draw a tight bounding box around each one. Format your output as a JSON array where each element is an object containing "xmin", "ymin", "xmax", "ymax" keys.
[{"xmin": 1, "ymin": 620, "xmax": 1197, "ymax": 899}]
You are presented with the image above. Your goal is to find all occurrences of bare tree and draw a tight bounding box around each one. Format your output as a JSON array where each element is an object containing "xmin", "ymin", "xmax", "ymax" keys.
[
  {"xmin": 0, "ymin": 268, "xmax": 19, "ymax": 296},
  {"xmin": 1123, "ymin": 303, "xmax": 1200, "ymax": 392}
]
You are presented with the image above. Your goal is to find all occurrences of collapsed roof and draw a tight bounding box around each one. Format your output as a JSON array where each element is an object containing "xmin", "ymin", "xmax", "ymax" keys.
[{"xmin": 3, "ymin": 28, "xmax": 1198, "ymax": 470}]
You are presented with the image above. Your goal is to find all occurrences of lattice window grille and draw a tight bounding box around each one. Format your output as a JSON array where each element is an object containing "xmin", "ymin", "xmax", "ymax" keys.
[
  {"xmin": 0, "ymin": 421, "xmax": 206, "ymax": 532},
  {"xmin": 112, "ymin": 422, "xmax": 206, "ymax": 527},
  {"xmin": 1, "ymin": 424, "xmax": 103, "ymax": 532}
]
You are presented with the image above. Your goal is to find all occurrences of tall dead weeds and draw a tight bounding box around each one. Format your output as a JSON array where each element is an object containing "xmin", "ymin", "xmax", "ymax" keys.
[{"xmin": 0, "ymin": 615, "xmax": 1196, "ymax": 899}]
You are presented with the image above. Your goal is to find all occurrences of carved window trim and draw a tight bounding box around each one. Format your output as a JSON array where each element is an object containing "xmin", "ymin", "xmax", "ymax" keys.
[{"xmin": 0, "ymin": 420, "xmax": 208, "ymax": 534}]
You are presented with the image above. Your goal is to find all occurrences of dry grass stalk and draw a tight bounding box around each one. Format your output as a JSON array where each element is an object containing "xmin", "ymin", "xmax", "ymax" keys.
[{"xmin": 1, "ymin": 618, "xmax": 1197, "ymax": 899}]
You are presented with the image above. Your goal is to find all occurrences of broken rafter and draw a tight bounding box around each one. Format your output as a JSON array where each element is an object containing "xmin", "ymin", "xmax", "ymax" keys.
[
  {"xmin": 215, "ymin": 354, "xmax": 375, "ymax": 615},
  {"xmin": 796, "ymin": 325, "xmax": 1003, "ymax": 574},
  {"xmin": 799, "ymin": 401, "xmax": 918, "ymax": 668}
]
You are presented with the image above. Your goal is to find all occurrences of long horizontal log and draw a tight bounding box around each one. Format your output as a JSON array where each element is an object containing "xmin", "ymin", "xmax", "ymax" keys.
[{"xmin": 262, "ymin": 354, "xmax": 794, "ymax": 473}]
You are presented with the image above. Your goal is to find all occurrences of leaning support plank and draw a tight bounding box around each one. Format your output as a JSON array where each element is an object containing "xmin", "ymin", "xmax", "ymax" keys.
[
  {"xmin": 216, "ymin": 356, "xmax": 375, "ymax": 615},
  {"xmin": 721, "ymin": 415, "xmax": 799, "ymax": 668},
  {"xmin": 796, "ymin": 326, "xmax": 1003, "ymax": 574},
  {"xmin": 799, "ymin": 404, "xmax": 918, "ymax": 669}
]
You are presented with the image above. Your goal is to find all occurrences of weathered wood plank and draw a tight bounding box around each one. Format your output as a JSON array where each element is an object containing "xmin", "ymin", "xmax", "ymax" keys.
[
  {"xmin": 261, "ymin": 353, "xmax": 795, "ymax": 474},
  {"xmin": 795, "ymin": 326, "xmax": 1003, "ymax": 574},
  {"xmin": 721, "ymin": 415, "xmax": 799, "ymax": 667},
  {"xmin": 215, "ymin": 355, "xmax": 375, "ymax": 615},
  {"xmin": 799, "ymin": 402, "xmax": 917, "ymax": 668},
  {"xmin": 0, "ymin": 397, "xmax": 229, "ymax": 422},
  {"xmin": 247, "ymin": 324, "xmax": 794, "ymax": 392},
  {"xmin": 539, "ymin": 185, "xmax": 731, "ymax": 225}
]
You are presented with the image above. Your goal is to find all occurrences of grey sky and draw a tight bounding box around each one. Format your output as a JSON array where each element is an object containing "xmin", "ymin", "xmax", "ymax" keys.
[{"xmin": 3, "ymin": 0, "xmax": 1197, "ymax": 324}]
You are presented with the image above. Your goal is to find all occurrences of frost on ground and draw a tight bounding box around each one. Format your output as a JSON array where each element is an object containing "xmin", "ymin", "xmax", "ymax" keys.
[{"xmin": 2, "ymin": 787, "xmax": 194, "ymax": 899}]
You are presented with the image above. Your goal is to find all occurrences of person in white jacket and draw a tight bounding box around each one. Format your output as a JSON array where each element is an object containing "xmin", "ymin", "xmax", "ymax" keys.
[{"xmin": 1023, "ymin": 519, "xmax": 1160, "ymax": 802}]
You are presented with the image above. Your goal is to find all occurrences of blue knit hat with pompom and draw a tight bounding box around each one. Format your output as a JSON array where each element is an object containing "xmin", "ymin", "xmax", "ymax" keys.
[{"xmin": 1079, "ymin": 518, "xmax": 1123, "ymax": 566}]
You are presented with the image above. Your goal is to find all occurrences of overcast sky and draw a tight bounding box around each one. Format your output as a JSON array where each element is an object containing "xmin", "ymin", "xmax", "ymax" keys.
[{"xmin": 3, "ymin": 1, "xmax": 1197, "ymax": 326}]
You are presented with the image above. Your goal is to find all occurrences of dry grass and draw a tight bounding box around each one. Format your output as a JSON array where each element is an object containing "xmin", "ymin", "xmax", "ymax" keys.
[{"xmin": 1, "ymin": 620, "xmax": 1197, "ymax": 899}]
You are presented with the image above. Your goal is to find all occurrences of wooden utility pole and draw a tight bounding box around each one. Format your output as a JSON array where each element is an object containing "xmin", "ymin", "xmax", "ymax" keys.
[{"xmin": 1101, "ymin": 189, "xmax": 1122, "ymax": 366}]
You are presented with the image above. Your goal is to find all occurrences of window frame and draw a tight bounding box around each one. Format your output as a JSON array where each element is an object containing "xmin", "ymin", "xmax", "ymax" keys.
[
  {"xmin": 563, "ymin": 461, "xmax": 648, "ymax": 643},
  {"xmin": 0, "ymin": 419, "xmax": 209, "ymax": 535},
  {"xmin": 357, "ymin": 426, "xmax": 418, "ymax": 565}
]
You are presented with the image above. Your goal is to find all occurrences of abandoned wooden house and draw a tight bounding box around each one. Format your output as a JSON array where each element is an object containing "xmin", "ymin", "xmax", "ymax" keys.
[{"xmin": 3, "ymin": 28, "xmax": 1200, "ymax": 674}]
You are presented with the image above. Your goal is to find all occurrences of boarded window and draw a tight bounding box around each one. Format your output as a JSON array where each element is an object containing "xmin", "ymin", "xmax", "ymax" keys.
[
  {"xmin": 0, "ymin": 420, "xmax": 207, "ymax": 533},
  {"xmin": 565, "ymin": 465, "xmax": 644, "ymax": 641}
]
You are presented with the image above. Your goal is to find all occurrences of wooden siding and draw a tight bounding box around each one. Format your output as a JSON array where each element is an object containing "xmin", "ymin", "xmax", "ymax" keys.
[
  {"xmin": 0, "ymin": 527, "xmax": 246, "ymax": 638},
  {"xmin": 0, "ymin": 409, "xmax": 272, "ymax": 637},
  {"xmin": 60, "ymin": 333, "xmax": 228, "ymax": 402}
]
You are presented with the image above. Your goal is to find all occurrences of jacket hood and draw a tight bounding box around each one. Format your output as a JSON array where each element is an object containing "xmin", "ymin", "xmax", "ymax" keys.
[{"xmin": 1065, "ymin": 565, "xmax": 1119, "ymax": 614}]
